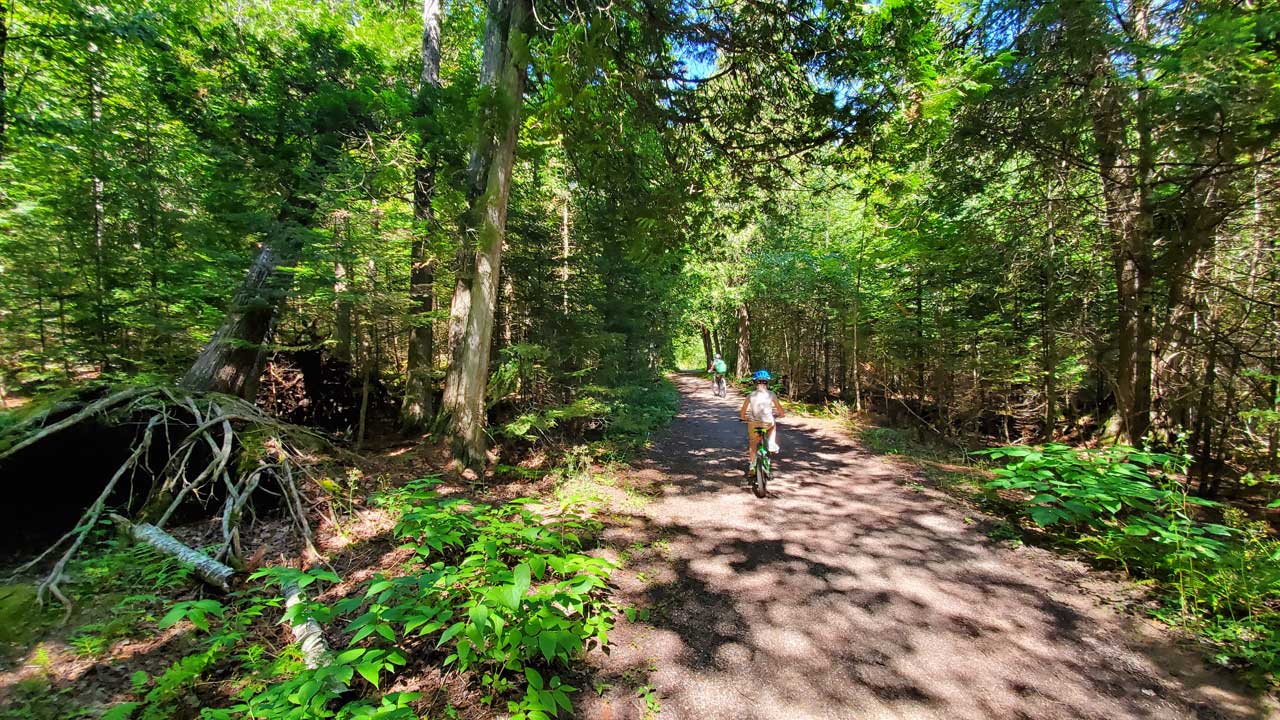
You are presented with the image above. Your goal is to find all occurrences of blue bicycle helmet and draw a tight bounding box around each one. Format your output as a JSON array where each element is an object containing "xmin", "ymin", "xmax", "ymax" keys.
[{"xmin": 752, "ymin": 370, "xmax": 772, "ymax": 382}]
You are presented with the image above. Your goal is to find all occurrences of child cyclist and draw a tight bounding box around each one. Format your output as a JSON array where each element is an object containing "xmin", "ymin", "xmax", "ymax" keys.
[
  {"xmin": 707, "ymin": 353, "xmax": 728, "ymax": 394},
  {"xmin": 739, "ymin": 370, "xmax": 785, "ymax": 477}
]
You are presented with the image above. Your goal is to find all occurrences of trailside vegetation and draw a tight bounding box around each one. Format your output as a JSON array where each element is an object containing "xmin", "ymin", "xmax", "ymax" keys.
[{"xmin": 1, "ymin": 0, "xmax": 1278, "ymax": 713}]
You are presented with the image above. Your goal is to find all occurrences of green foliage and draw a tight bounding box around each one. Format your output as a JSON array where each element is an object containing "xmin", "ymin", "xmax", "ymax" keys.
[
  {"xmin": 501, "ymin": 396, "xmax": 610, "ymax": 441},
  {"xmin": 57, "ymin": 538, "xmax": 197, "ymax": 658},
  {"xmin": 158, "ymin": 599, "xmax": 226, "ymax": 633},
  {"xmin": 984, "ymin": 444, "xmax": 1280, "ymax": 683},
  {"xmin": 356, "ymin": 479, "xmax": 614, "ymax": 719},
  {"xmin": 102, "ymin": 480, "xmax": 616, "ymax": 719},
  {"xmin": 497, "ymin": 379, "xmax": 677, "ymax": 463},
  {"xmin": 984, "ymin": 445, "xmax": 1213, "ymax": 530},
  {"xmin": 595, "ymin": 382, "xmax": 680, "ymax": 456}
]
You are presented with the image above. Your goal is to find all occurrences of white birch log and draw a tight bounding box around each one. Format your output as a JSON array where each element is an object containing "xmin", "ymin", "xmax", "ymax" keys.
[
  {"xmin": 284, "ymin": 581, "xmax": 333, "ymax": 670},
  {"xmin": 110, "ymin": 514, "xmax": 237, "ymax": 592}
]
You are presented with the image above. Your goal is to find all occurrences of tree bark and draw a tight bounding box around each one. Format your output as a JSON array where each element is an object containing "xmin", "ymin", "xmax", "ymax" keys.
[
  {"xmin": 0, "ymin": 0, "xmax": 8, "ymax": 159},
  {"xmin": 735, "ymin": 304, "xmax": 750, "ymax": 377},
  {"xmin": 284, "ymin": 582, "xmax": 334, "ymax": 670},
  {"xmin": 181, "ymin": 132, "xmax": 334, "ymax": 398},
  {"xmin": 400, "ymin": 0, "xmax": 444, "ymax": 432},
  {"xmin": 560, "ymin": 196, "xmax": 570, "ymax": 314},
  {"xmin": 915, "ymin": 271, "xmax": 926, "ymax": 408},
  {"xmin": 1194, "ymin": 331, "xmax": 1219, "ymax": 494},
  {"xmin": 1041, "ymin": 170, "xmax": 1059, "ymax": 441},
  {"xmin": 111, "ymin": 515, "xmax": 238, "ymax": 592},
  {"xmin": 439, "ymin": 0, "xmax": 530, "ymax": 468},
  {"xmin": 1091, "ymin": 63, "xmax": 1154, "ymax": 446},
  {"xmin": 852, "ymin": 253, "xmax": 862, "ymax": 411},
  {"xmin": 700, "ymin": 325, "xmax": 713, "ymax": 369},
  {"xmin": 333, "ymin": 214, "xmax": 353, "ymax": 363},
  {"xmin": 87, "ymin": 41, "xmax": 109, "ymax": 368},
  {"xmin": 181, "ymin": 244, "xmax": 285, "ymax": 397}
]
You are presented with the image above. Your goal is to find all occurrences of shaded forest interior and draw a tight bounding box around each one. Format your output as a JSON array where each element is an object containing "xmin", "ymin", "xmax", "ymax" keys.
[{"xmin": 0, "ymin": 0, "xmax": 1279, "ymax": 716}]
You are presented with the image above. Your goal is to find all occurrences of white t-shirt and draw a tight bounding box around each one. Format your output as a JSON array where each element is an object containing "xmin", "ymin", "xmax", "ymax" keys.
[{"xmin": 745, "ymin": 388, "xmax": 777, "ymax": 424}]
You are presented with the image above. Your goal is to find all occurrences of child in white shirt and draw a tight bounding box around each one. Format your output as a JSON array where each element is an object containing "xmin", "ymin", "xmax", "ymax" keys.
[{"xmin": 739, "ymin": 371, "xmax": 785, "ymax": 476}]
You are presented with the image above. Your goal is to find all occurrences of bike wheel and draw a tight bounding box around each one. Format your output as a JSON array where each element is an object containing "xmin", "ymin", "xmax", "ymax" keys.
[{"xmin": 753, "ymin": 458, "xmax": 768, "ymax": 498}]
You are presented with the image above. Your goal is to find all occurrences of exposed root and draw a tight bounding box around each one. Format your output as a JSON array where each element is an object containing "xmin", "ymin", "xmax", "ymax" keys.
[
  {"xmin": 0, "ymin": 387, "xmax": 151, "ymax": 460},
  {"xmin": 0, "ymin": 385, "xmax": 334, "ymax": 615}
]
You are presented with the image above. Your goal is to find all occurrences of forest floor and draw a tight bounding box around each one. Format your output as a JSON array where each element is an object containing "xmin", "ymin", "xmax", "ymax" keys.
[{"xmin": 575, "ymin": 373, "xmax": 1274, "ymax": 720}]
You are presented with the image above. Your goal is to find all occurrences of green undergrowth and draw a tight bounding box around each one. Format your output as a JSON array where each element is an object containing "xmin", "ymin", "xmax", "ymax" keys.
[
  {"xmin": 856, "ymin": 423, "xmax": 1280, "ymax": 689},
  {"xmin": 499, "ymin": 380, "xmax": 678, "ymax": 464},
  {"xmin": 81, "ymin": 477, "xmax": 621, "ymax": 720},
  {"xmin": 3, "ymin": 372, "xmax": 678, "ymax": 720},
  {"xmin": 1, "ymin": 538, "xmax": 200, "ymax": 720},
  {"xmin": 981, "ymin": 444, "xmax": 1280, "ymax": 687},
  {"xmin": 785, "ymin": 399, "xmax": 853, "ymax": 421}
]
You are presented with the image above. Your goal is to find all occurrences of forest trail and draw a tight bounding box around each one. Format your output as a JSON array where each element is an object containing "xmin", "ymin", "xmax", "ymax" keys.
[{"xmin": 580, "ymin": 374, "xmax": 1267, "ymax": 720}]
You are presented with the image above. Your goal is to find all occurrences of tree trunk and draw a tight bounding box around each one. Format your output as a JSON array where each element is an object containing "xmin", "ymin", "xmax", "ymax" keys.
[
  {"xmin": 1091, "ymin": 73, "xmax": 1154, "ymax": 445},
  {"xmin": 333, "ymin": 216, "xmax": 353, "ymax": 363},
  {"xmin": 915, "ymin": 272, "xmax": 925, "ymax": 408},
  {"xmin": 560, "ymin": 195, "xmax": 571, "ymax": 313},
  {"xmin": 182, "ymin": 136, "xmax": 333, "ymax": 398},
  {"xmin": 822, "ymin": 319, "xmax": 831, "ymax": 399},
  {"xmin": 284, "ymin": 582, "xmax": 334, "ymax": 671},
  {"xmin": 181, "ymin": 245, "xmax": 284, "ymax": 397},
  {"xmin": 0, "ymin": 0, "xmax": 8, "ymax": 159},
  {"xmin": 1269, "ymin": 233, "xmax": 1279, "ymax": 475},
  {"xmin": 700, "ymin": 325, "xmax": 713, "ymax": 369},
  {"xmin": 1203, "ymin": 350, "xmax": 1241, "ymax": 498},
  {"xmin": 735, "ymin": 304, "xmax": 750, "ymax": 377},
  {"xmin": 439, "ymin": 0, "xmax": 530, "ymax": 468},
  {"xmin": 111, "ymin": 515, "xmax": 237, "ymax": 592},
  {"xmin": 1194, "ymin": 332, "xmax": 1219, "ymax": 494},
  {"xmin": 87, "ymin": 41, "xmax": 109, "ymax": 369},
  {"xmin": 852, "ymin": 256, "xmax": 862, "ymax": 411},
  {"xmin": 400, "ymin": 0, "xmax": 444, "ymax": 432},
  {"xmin": 1041, "ymin": 174, "xmax": 1059, "ymax": 441}
]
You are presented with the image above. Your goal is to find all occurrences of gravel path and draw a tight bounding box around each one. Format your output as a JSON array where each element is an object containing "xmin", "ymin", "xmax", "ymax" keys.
[{"xmin": 579, "ymin": 374, "xmax": 1267, "ymax": 720}]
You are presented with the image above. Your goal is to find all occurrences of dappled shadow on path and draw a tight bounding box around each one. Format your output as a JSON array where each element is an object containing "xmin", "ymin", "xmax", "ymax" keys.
[{"xmin": 579, "ymin": 374, "xmax": 1262, "ymax": 720}]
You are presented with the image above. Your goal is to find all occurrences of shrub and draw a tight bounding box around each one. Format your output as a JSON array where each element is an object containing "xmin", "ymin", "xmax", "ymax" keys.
[
  {"xmin": 115, "ymin": 479, "xmax": 619, "ymax": 719},
  {"xmin": 346, "ymin": 480, "xmax": 615, "ymax": 719},
  {"xmin": 983, "ymin": 443, "xmax": 1280, "ymax": 684}
]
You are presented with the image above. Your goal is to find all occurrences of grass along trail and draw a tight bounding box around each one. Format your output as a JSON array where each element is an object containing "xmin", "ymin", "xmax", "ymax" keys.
[{"xmin": 578, "ymin": 373, "xmax": 1265, "ymax": 720}]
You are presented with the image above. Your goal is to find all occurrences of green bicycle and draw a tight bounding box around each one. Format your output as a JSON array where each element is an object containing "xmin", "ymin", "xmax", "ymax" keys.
[{"xmin": 750, "ymin": 425, "xmax": 771, "ymax": 498}]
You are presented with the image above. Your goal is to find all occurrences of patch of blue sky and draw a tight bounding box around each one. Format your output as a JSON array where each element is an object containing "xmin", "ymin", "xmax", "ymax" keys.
[{"xmin": 671, "ymin": 38, "xmax": 719, "ymax": 82}]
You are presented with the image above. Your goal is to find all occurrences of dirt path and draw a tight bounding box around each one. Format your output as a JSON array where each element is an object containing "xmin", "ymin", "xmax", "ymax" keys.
[{"xmin": 580, "ymin": 374, "xmax": 1268, "ymax": 720}]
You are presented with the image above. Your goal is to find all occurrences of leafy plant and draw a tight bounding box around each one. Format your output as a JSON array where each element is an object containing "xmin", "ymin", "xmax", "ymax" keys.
[
  {"xmin": 344, "ymin": 478, "xmax": 616, "ymax": 719},
  {"xmin": 983, "ymin": 443, "xmax": 1280, "ymax": 683}
]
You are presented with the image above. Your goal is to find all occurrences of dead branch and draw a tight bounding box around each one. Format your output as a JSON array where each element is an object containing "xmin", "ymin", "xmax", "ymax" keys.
[
  {"xmin": 284, "ymin": 581, "xmax": 333, "ymax": 670},
  {"xmin": 4, "ymin": 384, "xmax": 337, "ymax": 614},
  {"xmin": 36, "ymin": 414, "xmax": 162, "ymax": 618}
]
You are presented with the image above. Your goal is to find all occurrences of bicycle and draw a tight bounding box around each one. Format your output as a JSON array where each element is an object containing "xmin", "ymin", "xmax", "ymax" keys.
[
  {"xmin": 711, "ymin": 373, "xmax": 727, "ymax": 398},
  {"xmin": 750, "ymin": 425, "xmax": 771, "ymax": 498}
]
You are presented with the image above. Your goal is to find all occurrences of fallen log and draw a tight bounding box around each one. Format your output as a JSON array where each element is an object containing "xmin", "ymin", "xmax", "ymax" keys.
[
  {"xmin": 284, "ymin": 581, "xmax": 333, "ymax": 670},
  {"xmin": 109, "ymin": 514, "xmax": 238, "ymax": 592},
  {"xmin": 0, "ymin": 387, "xmax": 150, "ymax": 461},
  {"xmin": 113, "ymin": 514, "xmax": 334, "ymax": 679}
]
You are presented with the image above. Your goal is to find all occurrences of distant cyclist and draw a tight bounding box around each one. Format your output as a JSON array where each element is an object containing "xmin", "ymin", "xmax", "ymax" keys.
[
  {"xmin": 739, "ymin": 370, "xmax": 785, "ymax": 476},
  {"xmin": 708, "ymin": 353, "xmax": 728, "ymax": 397}
]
